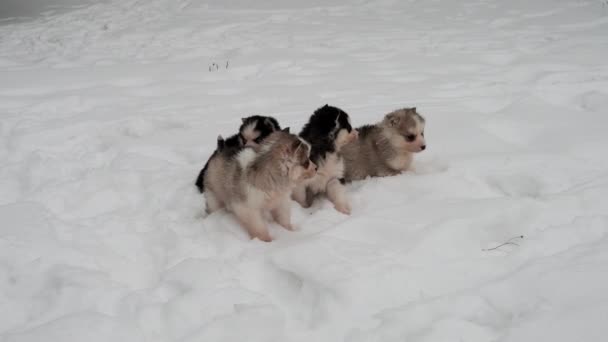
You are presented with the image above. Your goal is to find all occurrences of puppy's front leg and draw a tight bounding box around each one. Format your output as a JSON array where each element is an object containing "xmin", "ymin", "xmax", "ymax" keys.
[
  {"xmin": 232, "ymin": 204, "xmax": 272, "ymax": 242},
  {"xmin": 291, "ymin": 184, "xmax": 310, "ymax": 208},
  {"xmin": 326, "ymin": 178, "xmax": 351, "ymax": 215},
  {"xmin": 204, "ymin": 191, "xmax": 224, "ymax": 214},
  {"xmin": 271, "ymin": 195, "xmax": 294, "ymax": 231}
]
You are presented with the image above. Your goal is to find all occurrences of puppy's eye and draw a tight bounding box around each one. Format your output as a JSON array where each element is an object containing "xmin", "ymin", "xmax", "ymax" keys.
[
  {"xmin": 302, "ymin": 160, "xmax": 310, "ymax": 168},
  {"xmin": 405, "ymin": 134, "xmax": 416, "ymax": 142},
  {"xmin": 421, "ymin": 131, "xmax": 424, "ymax": 137}
]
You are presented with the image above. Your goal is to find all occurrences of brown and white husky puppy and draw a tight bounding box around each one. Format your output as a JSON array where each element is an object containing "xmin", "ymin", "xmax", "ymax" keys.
[
  {"xmin": 195, "ymin": 115, "xmax": 281, "ymax": 193},
  {"xmin": 204, "ymin": 129, "xmax": 316, "ymax": 242}
]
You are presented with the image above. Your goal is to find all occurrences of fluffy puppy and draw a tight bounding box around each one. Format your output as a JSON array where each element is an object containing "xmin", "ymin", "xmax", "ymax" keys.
[
  {"xmin": 341, "ymin": 107, "xmax": 426, "ymax": 182},
  {"xmin": 292, "ymin": 104, "xmax": 358, "ymax": 214},
  {"xmin": 203, "ymin": 129, "xmax": 316, "ymax": 242},
  {"xmin": 195, "ymin": 115, "xmax": 281, "ymax": 193},
  {"xmin": 238, "ymin": 115, "xmax": 281, "ymax": 147}
]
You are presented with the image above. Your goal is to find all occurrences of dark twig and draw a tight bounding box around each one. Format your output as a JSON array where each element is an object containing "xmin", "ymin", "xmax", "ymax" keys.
[
  {"xmin": 208, "ymin": 61, "xmax": 229, "ymax": 72},
  {"xmin": 482, "ymin": 235, "xmax": 524, "ymax": 251}
]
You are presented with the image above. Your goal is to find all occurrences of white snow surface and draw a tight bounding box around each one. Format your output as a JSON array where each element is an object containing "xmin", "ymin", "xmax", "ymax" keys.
[{"xmin": 1, "ymin": 0, "xmax": 608, "ymax": 341}]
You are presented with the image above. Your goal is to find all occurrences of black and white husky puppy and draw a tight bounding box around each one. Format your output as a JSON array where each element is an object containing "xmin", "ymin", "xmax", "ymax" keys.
[
  {"xmin": 292, "ymin": 104, "xmax": 358, "ymax": 214},
  {"xmin": 195, "ymin": 115, "xmax": 281, "ymax": 193}
]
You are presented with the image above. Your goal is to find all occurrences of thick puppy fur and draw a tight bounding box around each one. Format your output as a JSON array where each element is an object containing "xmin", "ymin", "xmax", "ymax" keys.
[
  {"xmin": 203, "ymin": 129, "xmax": 316, "ymax": 242},
  {"xmin": 195, "ymin": 115, "xmax": 281, "ymax": 193},
  {"xmin": 341, "ymin": 107, "xmax": 426, "ymax": 182},
  {"xmin": 293, "ymin": 104, "xmax": 358, "ymax": 214}
]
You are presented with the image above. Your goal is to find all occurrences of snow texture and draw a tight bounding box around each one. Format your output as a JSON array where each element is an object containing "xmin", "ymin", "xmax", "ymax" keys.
[{"xmin": 1, "ymin": 0, "xmax": 608, "ymax": 341}]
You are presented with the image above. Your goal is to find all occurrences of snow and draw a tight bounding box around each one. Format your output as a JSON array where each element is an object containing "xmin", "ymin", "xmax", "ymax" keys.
[{"xmin": 1, "ymin": 0, "xmax": 608, "ymax": 341}]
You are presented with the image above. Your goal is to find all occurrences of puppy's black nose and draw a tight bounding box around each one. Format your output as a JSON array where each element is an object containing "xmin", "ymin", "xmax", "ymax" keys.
[{"xmin": 420, "ymin": 145, "xmax": 426, "ymax": 150}]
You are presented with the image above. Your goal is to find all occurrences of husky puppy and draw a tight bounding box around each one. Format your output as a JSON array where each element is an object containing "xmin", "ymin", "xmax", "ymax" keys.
[
  {"xmin": 195, "ymin": 115, "xmax": 281, "ymax": 193},
  {"xmin": 238, "ymin": 115, "xmax": 281, "ymax": 147},
  {"xmin": 292, "ymin": 105, "xmax": 358, "ymax": 214},
  {"xmin": 203, "ymin": 129, "xmax": 316, "ymax": 242},
  {"xmin": 341, "ymin": 108, "xmax": 426, "ymax": 182}
]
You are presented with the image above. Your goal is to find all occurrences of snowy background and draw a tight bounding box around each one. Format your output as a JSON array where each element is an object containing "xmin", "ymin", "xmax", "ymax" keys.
[{"xmin": 1, "ymin": 0, "xmax": 608, "ymax": 341}]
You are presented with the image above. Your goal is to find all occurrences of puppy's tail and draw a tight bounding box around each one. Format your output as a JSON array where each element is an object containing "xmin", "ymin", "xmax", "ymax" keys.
[
  {"xmin": 195, "ymin": 164, "xmax": 207, "ymax": 193},
  {"xmin": 196, "ymin": 138, "xmax": 224, "ymax": 193}
]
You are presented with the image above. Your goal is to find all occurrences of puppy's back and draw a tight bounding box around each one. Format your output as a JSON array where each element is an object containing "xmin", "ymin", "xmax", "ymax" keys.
[
  {"xmin": 342, "ymin": 125, "xmax": 373, "ymax": 180},
  {"xmin": 203, "ymin": 144, "xmax": 248, "ymax": 204},
  {"xmin": 341, "ymin": 124, "xmax": 389, "ymax": 181}
]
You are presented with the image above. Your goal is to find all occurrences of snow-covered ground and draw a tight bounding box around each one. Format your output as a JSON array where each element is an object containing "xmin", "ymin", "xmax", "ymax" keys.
[{"xmin": 1, "ymin": 0, "xmax": 608, "ymax": 341}]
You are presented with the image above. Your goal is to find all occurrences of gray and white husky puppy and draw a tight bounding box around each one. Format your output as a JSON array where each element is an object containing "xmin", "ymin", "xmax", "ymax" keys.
[{"xmin": 341, "ymin": 107, "xmax": 426, "ymax": 182}]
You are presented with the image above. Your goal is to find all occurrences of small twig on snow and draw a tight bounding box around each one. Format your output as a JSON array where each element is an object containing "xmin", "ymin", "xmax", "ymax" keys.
[{"xmin": 482, "ymin": 235, "xmax": 524, "ymax": 251}]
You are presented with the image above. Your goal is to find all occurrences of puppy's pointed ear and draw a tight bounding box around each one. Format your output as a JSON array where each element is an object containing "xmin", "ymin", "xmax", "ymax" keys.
[
  {"xmin": 264, "ymin": 117, "xmax": 276, "ymax": 131},
  {"xmin": 278, "ymin": 143, "xmax": 292, "ymax": 160},
  {"xmin": 273, "ymin": 120, "xmax": 282, "ymax": 131},
  {"xmin": 282, "ymin": 127, "xmax": 290, "ymax": 133},
  {"xmin": 241, "ymin": 117, "xmax": 247, "ymax": 123},
  {"xmin": 216, "ymin": 135, "xmax": 225, "ymax": 149},
  {"xmin": 280, "ymin": 140, "xmax": 301, "ymax": 159},
  {"xmin": 291, "ymin": 140, "xmax": 301, "ymax": 152},
  {"xmin": 385, "ymin": 112, "xmax": 400, "ymax": 127}
]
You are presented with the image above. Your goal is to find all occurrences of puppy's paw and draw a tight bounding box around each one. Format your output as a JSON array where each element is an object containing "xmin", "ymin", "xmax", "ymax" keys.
[
  {"xmin": 294, "ymin": 198, "xmax": 311, "ymax": 208},
  {"xmin": 252, "ymin": 231, "xmax": 273, "ymax": 242},
  {"xmin": 334, "ymin": 202, "xmax": 352, "ymax": 215},
  {"xmin": 280, "ymin": 222, "xmax": 295, "ymax": 231}
]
